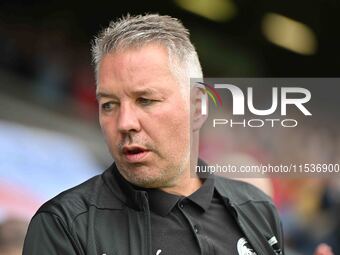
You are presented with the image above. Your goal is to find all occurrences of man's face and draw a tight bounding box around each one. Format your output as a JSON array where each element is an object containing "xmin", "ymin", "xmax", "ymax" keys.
[{"xmin": 97, "ymin": 44, "xmax": 190, "ymax": 188}]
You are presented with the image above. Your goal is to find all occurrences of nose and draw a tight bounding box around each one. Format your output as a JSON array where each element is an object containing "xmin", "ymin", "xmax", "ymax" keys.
[{"xmin": 117, "ymin": 102, "xmax": 141, "ymax": 134}]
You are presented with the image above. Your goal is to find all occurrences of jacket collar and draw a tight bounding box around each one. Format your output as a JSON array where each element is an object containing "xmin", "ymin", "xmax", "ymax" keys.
[
  {"xmin": 145, "ymin": 175, "xmax": 215, "ymax": 216},
  {"xmin": 101, "ymin": 160, "xmax": 216, "ymax": 212},
  {"xmin": 102, "ymin": 163, "xmax": 147, "ymax": 210}
]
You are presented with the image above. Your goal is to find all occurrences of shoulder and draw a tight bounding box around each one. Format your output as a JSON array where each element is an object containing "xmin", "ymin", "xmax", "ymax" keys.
[
  {"xmin": 214, "ymin": 175, "xmax": 273, "ymax": 205},
  {"xmin": 34, "ymin": 166, "xmax": 122, "ymax": 226},
  {"xmin": 36, "ymin": 174, "xmax": 103, "ymax": 223}
]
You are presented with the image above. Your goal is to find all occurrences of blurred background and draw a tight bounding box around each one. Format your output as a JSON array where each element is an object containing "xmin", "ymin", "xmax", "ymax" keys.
[{"xmin": 0, "ymin": 0, "xmax": 339, "ymax": 254}]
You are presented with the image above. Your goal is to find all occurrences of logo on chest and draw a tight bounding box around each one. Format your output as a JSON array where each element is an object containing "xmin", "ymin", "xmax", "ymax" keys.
[{"xmin": 237, "ymin": 237, "xmax": 257, "ymax": 255}]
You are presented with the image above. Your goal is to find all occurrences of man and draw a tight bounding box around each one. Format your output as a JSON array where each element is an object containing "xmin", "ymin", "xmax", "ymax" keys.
[{"xmin": 23, "ymin": 14, "xmax": 284, "ymax": 255}]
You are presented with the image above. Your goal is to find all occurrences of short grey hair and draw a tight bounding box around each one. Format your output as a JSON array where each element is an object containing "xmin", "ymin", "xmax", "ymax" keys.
[{"xmin": 91, "ymin": 14, "xmax": 203, "ymax": 89}]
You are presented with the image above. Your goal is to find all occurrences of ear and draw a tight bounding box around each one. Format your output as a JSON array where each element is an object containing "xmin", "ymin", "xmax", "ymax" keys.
[{"xmin": 191, "ymin": 86, "xmax": 208, "ymax": 132}]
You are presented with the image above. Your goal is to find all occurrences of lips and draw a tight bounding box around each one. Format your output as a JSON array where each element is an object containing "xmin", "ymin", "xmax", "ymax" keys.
[{"xmin": 122, "ymin": 145, "xmax": 150, "ymax": 163}]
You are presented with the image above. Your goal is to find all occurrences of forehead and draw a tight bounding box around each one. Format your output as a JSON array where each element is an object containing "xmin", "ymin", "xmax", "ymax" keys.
[{"xmin": 97, "ymin": 44, "xmax": 176, "ymax": 91}]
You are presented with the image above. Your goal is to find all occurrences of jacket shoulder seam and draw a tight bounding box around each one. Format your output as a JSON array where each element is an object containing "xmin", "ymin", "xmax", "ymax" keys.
[{"xmin": 33, "ymin": 211, "xmax": 83, "ymax": 253}]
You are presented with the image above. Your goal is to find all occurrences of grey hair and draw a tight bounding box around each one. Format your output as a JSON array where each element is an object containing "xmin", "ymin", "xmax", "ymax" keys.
[{"xmin": 91, "ymin": 14, "xmax": 203, "ymax": 91}]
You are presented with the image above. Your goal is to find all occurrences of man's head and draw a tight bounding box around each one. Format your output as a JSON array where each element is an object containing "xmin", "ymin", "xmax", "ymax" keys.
[
  {"xmin": 92, "ymin": 14, "xmax": 205, "ymax": 189},
  {"xmin": 92, "ymin": 14, "xmax": 202, "ymax": 94}
]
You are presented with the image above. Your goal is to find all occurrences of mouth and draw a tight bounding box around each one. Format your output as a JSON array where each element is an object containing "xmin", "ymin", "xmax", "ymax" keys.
[{"xmin": 122, "ymin": 145, "xmax": 150, "ymax": 163}]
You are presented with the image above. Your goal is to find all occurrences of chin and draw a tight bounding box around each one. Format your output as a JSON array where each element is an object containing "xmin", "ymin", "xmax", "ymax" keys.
[
  {"xmin": 128, "ymin": 176, "xmax": 163, "ymax": 188},
  {"xmin": 126, "ymin": 170, "xmax": 172, "ymax": 188},
  {"xmin": 117, "ymin": 161, "xmax": 180, "ymax": 188}
]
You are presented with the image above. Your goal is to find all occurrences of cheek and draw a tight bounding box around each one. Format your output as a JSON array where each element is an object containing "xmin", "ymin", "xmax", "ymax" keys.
[
  {"xmin": 149, "ymin": 103, "xmax": 190, "ymax": 144},
  {"xmin": 99, "ymin": 117, "xmax": 117, "ymax": 141}
]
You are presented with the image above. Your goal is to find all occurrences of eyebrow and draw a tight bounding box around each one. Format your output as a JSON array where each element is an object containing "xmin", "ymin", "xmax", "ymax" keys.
[
  {"xmin": 132, "ymin": 88, "xmax": 161, "ymax": 97},
  {"xmin": 96, "ymin": 88, "xmax": 162, "ymax": 100},
  {"xmin": 96, "ymin": 92, "xmax": 117, "ymax": 100}
]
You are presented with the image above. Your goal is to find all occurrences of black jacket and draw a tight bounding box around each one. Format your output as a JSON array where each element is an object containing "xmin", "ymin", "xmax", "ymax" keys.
[{"xmin": 23, "ymin": 163, "xmax": 284, "ymax": 255}]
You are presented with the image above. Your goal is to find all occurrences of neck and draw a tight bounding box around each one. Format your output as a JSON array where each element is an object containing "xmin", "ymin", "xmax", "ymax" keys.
[{"xmin": 160, "ymin": 168, "xmax": 202, "ymax": 197}]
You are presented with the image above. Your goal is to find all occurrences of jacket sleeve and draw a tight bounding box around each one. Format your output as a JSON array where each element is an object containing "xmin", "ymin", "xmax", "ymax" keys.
[{"xmin": 23, "ymin": 212, "xmax": 81, "ymax": 255}]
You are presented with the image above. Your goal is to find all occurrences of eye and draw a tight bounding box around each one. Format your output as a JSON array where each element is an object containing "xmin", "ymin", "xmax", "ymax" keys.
[
  {"xmin": 101, "ymin": 102, "xmax": 117, "ymax": 112},
  {"xmin": 136, "ymin": 97, "xmax": 155, "ymax": 106}
]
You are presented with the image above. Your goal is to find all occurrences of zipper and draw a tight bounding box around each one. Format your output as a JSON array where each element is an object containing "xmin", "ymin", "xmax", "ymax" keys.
[{"xmin": 141, "ymin": 192, "xmax": 152, "ymax": 255}]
